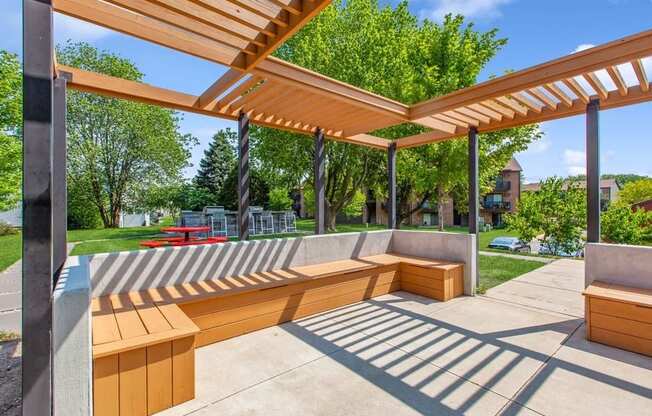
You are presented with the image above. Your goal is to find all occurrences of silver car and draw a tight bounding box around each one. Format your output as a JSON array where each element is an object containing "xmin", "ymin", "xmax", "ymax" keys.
[{"xmin": 488, "ymin": 237, "xmax": 531, "ymax": 253}]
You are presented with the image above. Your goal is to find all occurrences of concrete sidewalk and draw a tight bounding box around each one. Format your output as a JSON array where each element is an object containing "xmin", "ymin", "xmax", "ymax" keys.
[{"xmin": 161, "ymin": 259, "xmax": 652, "ymax": 416}]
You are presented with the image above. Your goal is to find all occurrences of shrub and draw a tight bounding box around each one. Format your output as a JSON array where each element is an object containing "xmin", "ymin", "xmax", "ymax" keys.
[
  {"xmin": 0, "ymin": 221, "xmax": 18, "ymax": 236},
  {"xmin": 268, "ymin": 188, "xmax": 293, "ymax": 211},
  {"xmin": 601, "ymin": 204, "xmax": 652, "ymax": 245}
]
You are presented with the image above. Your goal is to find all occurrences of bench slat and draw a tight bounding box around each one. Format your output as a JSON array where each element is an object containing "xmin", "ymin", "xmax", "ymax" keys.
[
  {"xmin": 110, "ymin": 294, "xmax": 147, "ymax": 340},
  {"xmin": 92, "ymin": 296, "xmax": 122, "ymax": 346},
  {"xmin": 134, "ymin": 302, "xmax": 173, "ymax": 334}
]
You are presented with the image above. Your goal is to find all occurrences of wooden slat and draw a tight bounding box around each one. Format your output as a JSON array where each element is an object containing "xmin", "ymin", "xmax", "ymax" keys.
[
  {"xmin": 455, "ymin": 107, "xmax": 492, "ymax": 124},
  {"xmin": 562, "ymin": 78, "xmax": 590, "ymax": 104},
  {"xmin": 590, "ymin": 327, "xmax": 652, "ymax": 356},
  {"xmin": 468, "ymin": 103, "xmax": 503, "ymax": 121},
  {"xmin": 214, "ymin": 76, "xmax": 263, "ymax": 112},
  {"xmin": 412, "ymin": 116, "xmax": 457, "ymax": 134},
  {"xmin": 93, "ymin": 328, "xmax": 198, "ymax": 359},
  {"xmin": 591, "ymin": 312, "xmax": 652, "ymax": 340},
  {"xmin": 197, "ymin": 68, "xmax": 245, "ymax": 108},
  {"xmin": 528, "ymin": 87, "xmax": 558, "ymax": 110},
  {"xmin": 102, "ymin": 0, "xmax": 255, "ymax": 52},
  {"xmin": 269, "ymin": 0, "xmax": 302, "ymax": 15},
  {"xmin": 244, "ymin": 0, "xmax": 332, "ymax": 70},
  {"xmin": 495, "ymin": 96, "xmax": 528, "ymax": 116},
  {"xmin": 410, "ymin": 29, "xmax": 652, "ymax": 119},
  {"xmin": 147, "ymin": 342, "xmax": 173, "ymax": 414},
  {"xmin": 110, "ymin": 295, "xmax": 148, "ymax": 339},
  {"xmin": 400, "ymin": 281, "xmax": 444, "ymax": 301},
  {"xmin": 195, "ymin": 281, "xmax": 400, "ymax": 346},
  {"xmin": 631, "ymin": 59, "xmax": 649, "ymax": 92},
  {"xmin": 190, "ymin": 0, "xmax": 279, "ymax": 37},
  {"xmin": 481, "ymin": 99, "xmax": 515, "ymax": 119},
  {"xmin": 134, "ymin": 302, "xmax": 173, "ymax": 334},
  {"xmin": 395, "ymin": 129, "xmax": 454, "ymax": 149},
  {"xmin": 583, "ymin": 72, "xmax": 609, "ymax": 100},
  {"xmin": 53, "ymin": 0, "xmax": 246, "ymax": 68},
  {"xmin": 510, "ymin": 92, "xmax": 543, "ymax": 113},
  {"xmin": 172, "ymin": 337, "xmax": 196, "ymax": 405},
  {"xmin": 119, "ymin": 349, "xmax": 148, "ymax": 416},
  {"xmin": 545, "ymin": 82, "xmax": 573, "ymax": 106},
  {"xmin": 92, "ymin": 296, "xmax": 121, "ymax": 346},
  {"xmin": 225, "ymin": 0, "xmax": 288, "ymax": 27},
  {"xmin": 93, "ymin": 356, "xmax": 119, "ymax": 416},
  {"xmin": 443, "ymin": 110, "xmax": 481, "ymax": 126},
  {"xmin": 433, "ymin": 113, "xmax": 469, "ymax": 128},
  {"xmin": 606, "ymin": 65, "xmax": 628, "ymax": 96}
]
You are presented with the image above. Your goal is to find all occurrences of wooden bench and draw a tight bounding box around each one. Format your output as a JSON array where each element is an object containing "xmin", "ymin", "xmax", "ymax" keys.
[
  {"xmin": 583, "ymin": 281, "xmax": 652, "ymax": 357},
  {"xmin": 92, "ymin": 295, "xmax": 199, "ymax": 416},
  {"xmin": 91, "ymin": 253, "xmax": 464, "ymax": 414}
]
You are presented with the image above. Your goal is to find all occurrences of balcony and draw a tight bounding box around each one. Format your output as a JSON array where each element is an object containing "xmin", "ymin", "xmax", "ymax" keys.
[
  {"xmin": 494, "ymin": 180, "xmax": 511, "ymax": 192},
  {"xmin": 483, "ymin": 201, "xmax": 511, "ymax": 211}
]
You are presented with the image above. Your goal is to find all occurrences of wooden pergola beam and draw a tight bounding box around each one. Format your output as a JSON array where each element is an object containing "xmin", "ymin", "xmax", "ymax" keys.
[
  {"xmin": 410, "ymin": 29, "xmax": 652, "ymax": 119},
  {"xmin": 60, "ymin": 64, "xmax": 388, "ymax": 148},
  {"xmin": 397, "ymin": 83, "xmax": 652, "ymax": 148}
]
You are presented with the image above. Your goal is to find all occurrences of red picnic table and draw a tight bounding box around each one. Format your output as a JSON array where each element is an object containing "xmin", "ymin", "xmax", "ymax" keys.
[{"xmin": 140, "ymin": 226, "xmax": 227, "ymax": 248}]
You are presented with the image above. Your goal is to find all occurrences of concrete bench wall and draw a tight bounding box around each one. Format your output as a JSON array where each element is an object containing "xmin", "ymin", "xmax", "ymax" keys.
[
  {"xmin": 53, "ymin": 230, "xmax": 476, "ymax": 415},
  {"xmin": 88, "ymin": 230, "xmax": 477, "ymax": 298},
  {"xmin": 585, "ymin": 243, "xmax": 652, "ymax": 290}
]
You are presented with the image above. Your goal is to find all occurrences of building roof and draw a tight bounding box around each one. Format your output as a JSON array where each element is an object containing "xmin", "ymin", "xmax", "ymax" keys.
[
  {"xmin": 503, "ymin": 158, "xmax": 522, "ymax": 172},
  {"xmin": 523, "ymin": 178, "xmax": 619, "ymax": 192}
]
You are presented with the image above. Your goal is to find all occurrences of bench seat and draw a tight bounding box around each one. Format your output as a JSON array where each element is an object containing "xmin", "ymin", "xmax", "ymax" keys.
[
  {"xmin": 91, "ymin": 253, "xmax": 464, "ymax": 415},
  {"xmin": 92, "ymin": 296, "xmax": 199, "ymax": 416},
  {"xmin": 583, "ymin": 281, "xmax": 652, "ymax": 357}
]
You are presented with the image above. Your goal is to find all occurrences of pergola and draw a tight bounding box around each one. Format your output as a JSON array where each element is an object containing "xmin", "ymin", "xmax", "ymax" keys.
[{"xmin": 21, "ymin": 1, "xmax": 652, "ymax": 414}]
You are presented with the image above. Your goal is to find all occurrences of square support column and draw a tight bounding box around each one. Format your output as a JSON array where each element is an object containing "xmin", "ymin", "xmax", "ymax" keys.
[
  {"xmin": 586, "ymin": 99, "xmax": 601, "ymax": 243},
  {"xmin": 53, "ymin": 75, "xmax": 68, "ymax": 273},
  {"xmin": 314, "ymin": 128, "xmax": 325, "ymax": 234},
  {"xmin": 387, "ymin": 142, "xmax": 397, "ymax": 229},
  {"xmin": 23, "ymin": 0, "xmax": 54, "ymax": 414},
  {"xmin": 468, "ymin": 128, "xmax": 480, "ymax": 289},
  {"xmin": 238, "ymin": 112, "xmax": 250, "ymax": 241}
]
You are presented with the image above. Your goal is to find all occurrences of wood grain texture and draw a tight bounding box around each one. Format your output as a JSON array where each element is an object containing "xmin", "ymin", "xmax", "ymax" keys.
[
  {"xmin": 590, "ymin": 327, "xmax": 652, "ymax": 357},
  {"xmin": 146, "ymin": 342, "xmax": 173, "ymax": 415},
  {"xmin": 93, "ymin": 355, "xmax": 119, "ymax": 416},
  {"xmin": 119, "ymin": 348, "xmax": 148, "ymax": 416},
  {"xmin": 172, "ymin": 337, "xmax": 196, "ymax": 405}
]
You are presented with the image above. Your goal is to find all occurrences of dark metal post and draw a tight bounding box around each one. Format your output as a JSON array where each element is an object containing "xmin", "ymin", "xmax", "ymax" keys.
[
  {"xmin": 53, "ymin": 76, "xmax": 68, "ymax": 273},
  {"xmin": 314, "ymin": 128, "xmax": 325, "ymax": 234},
  {"xmin": 586, "ymin": 99, "xmax": 601, "ymax": 243},
  {"xmin": 468, "ymin": 128, "xmax": 480, "ymax": 288},
  {"xmin": 387, "ymin": 142, "xmax": 397, "ymax": 229},
  {"xmin": 238, "ymin": 112, "xmax": 250, "ymax": 241},
  {"xmin": 23, "ymin": 0, "xmax": 54, "ymax": 414}
]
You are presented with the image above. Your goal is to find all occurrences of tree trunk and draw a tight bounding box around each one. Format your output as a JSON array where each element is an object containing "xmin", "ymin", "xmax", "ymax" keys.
[
  {"xmin": 327, "ymin": 205, "xmax": 338, "ymax": 232},
  {"xmin": 437, "ymin": 185, "xmax": 445, "ymax": 232}
]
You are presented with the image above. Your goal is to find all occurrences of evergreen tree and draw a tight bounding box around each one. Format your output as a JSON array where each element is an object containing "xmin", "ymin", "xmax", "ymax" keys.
[{"xmin": 194, "ymin": 129, "xmax": 237, "ymax": 197}]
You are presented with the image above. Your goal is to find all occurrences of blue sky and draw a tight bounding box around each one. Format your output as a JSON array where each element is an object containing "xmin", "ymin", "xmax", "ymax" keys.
[{"xmin": 2, "ymin": 0, "xmax": 651, "ymax": 182}]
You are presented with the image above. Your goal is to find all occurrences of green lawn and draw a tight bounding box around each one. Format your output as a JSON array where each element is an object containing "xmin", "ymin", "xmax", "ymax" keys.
[
  {"xmin": 0, "ymin": 233, "xmax": 21, "ymax": 272},
  {"xmin": 477, "ymin": 255, "xmax": 545, "ymax": 293}
]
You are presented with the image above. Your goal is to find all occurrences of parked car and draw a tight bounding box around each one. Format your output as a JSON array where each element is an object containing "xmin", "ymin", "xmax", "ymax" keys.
[
  {"xmin": 538, "ymin": 240, "xmax": 584, "ymax": 257},
  {"xmin": 488, "ymin": 237, "xmax": 531, "ymax": 253}
]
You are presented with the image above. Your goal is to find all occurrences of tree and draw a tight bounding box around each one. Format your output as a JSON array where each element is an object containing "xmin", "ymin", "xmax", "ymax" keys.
[
  {"xmin": 58, "ymin": 42, "xmax": 195, "ymax": 227},
  {"xmin": 618, "ymin": 178, "xmax": 652, "ymax": 205},
  {"xmin": 253, "ymin": 0, "xmax": 535, "ymax": 231},
  {"xmin": 505, "ymin": 177, "xmax": 586, "ymax": 256},
  {"xmin": 217, "ymin": 167, "xmax": 270, "ymax": 211},
  {"xmin": 194, "ymin": 129, "xmax": 237, "ymax": 197},
  {"xmin": 0, "ymin": 51, "xmax": 22, "ymax": 210},
  {"xmin": 268, "ymin": 188, "xmax": 293, "ymax": 211},
  {"xmin": 602, "ymin": 203, "xmax": 652, "ymax": 245}
]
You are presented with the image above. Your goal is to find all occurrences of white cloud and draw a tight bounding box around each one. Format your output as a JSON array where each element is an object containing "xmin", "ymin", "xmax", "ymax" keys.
[
  {"xmin": 572, "ymin": 44, "xmax": 595, "ymax": 54},
  {"xmin": 563, "ymin": 149, "xmax": 585, "ymax": 176},
  {"xmin": 567, "ymin": 166, "xmax": 586, "ymax": 176},
  {"xmin": 419, "ymin": 0, "xmax": 512, "ymax": 22},
  {"xmin": 54, "ymin": 14, "xmax": 113, "ymax": 43},
  {"xmin": 563, "ymin": 149, "xmax": 585, "ymax": 165},
  {"xmin": 527, "ymin": 137, "xmax": 551, "ymax": 154}
]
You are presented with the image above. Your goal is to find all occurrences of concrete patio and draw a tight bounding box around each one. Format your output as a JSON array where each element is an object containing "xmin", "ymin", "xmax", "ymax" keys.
[{"xmin": 158, "ymin": 259, "xmax": 652, "ymax": 416}]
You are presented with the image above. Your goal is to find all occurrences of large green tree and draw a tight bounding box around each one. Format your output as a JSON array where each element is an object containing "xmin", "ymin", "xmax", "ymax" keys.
[
  {"xmin": 0, "ymin": 50, "xmax": 22, "ymax": 211},
  {"xmin": 252, "ymin": 0, "xmax": 540, "ymax": 230},
  {"xmin": 194, "ymin": 129, "xmax": 237, "ymax": 197},
  {"xmin": 618, "ymin": 178, "xmax": 652, "ymax": 205},
  {"xmin": 59, "ymin": 42, "xmax": 195, "ymax": 228}
]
